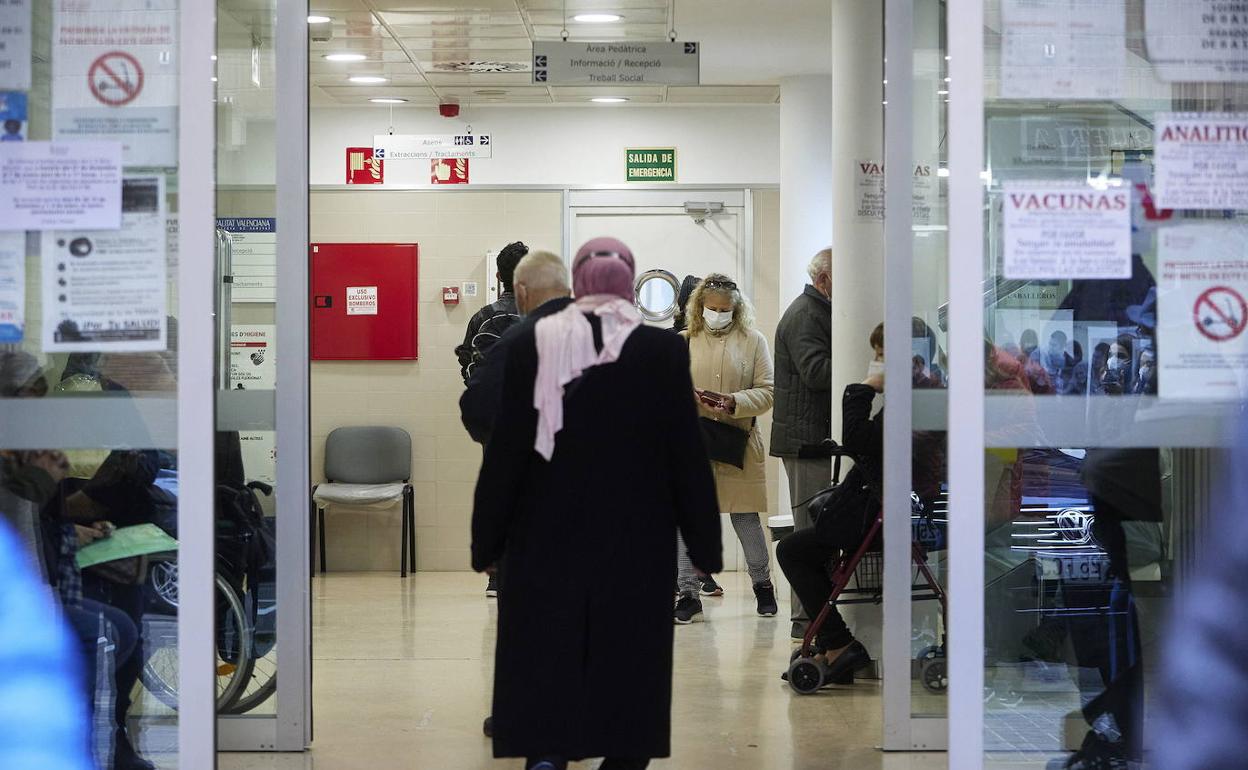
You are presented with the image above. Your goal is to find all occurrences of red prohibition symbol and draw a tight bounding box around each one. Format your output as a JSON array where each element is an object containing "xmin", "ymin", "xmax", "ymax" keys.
[
  {"xmin": 89, "ymin": 51, "xmax": 144, "ymax": 107},
  {"xmin": 1194, "ymin": 285, "xmax": 1248, "ymax": 342}
]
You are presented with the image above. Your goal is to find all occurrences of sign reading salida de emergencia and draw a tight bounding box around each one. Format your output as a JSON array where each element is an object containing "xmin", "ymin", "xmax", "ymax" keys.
[{"xmin": 1003, "ymin": 183, "xmax": 1131, "ymax": 280}]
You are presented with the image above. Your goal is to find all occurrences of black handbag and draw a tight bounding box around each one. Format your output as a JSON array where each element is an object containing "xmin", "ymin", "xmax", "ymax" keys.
[{"xmin": 698, "ymin": 417, "xmax": 751, "ymax": 469}]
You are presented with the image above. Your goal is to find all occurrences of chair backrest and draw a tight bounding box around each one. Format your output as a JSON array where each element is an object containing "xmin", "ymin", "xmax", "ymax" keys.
[{"xmin": 324, "ymin": 426, "xmax": 411, "ymax": 484}]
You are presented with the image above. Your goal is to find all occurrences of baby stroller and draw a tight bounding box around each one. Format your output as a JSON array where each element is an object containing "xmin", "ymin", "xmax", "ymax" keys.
[{"xmin": 786, "ymin": 441, "xmax": 949, "ymax": 695}]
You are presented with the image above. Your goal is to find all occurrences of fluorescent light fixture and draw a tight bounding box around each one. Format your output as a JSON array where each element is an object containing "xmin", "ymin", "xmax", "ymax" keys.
[
  {"xmin": 307, "ymin": 14, "xmax": 332, "ymax": 23},
  {"xmin": 574, "ymin": 13, "xmax": 623, "ymax": 22},
  {"xmin": 591, "ymin": 96, "xmax": 628, "ymax": 103},
  {"xmin": 349, "ymin": 75, "xmax": 389, "ymax": 84},
  {"xmin": 369, "ymin": 97, "xmax": 407, "ymax": 104},
  {"xmin": 324, "ymin": 53, "xmax": 367, "ymax": 62}
]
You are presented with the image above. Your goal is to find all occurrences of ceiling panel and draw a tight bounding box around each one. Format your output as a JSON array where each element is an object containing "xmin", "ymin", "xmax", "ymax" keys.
[{"xmin": 665, "ymin": 85, "xmax": 779, "ymax": 104}]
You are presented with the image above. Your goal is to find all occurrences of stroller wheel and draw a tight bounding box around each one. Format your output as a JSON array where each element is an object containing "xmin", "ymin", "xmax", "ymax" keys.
[
  {"xmin": 920, "ymin": 657, "xmax": 948, "ymax": 694},
  {"xmin": 788, "ymin": 658, "xmax": 824, "ymax": 695}
]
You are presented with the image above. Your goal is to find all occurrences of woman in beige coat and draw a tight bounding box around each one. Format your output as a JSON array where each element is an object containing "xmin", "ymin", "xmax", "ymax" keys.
[{"xmin": 675, "ymin": 274, "xmax": 777, "ymax": 624}]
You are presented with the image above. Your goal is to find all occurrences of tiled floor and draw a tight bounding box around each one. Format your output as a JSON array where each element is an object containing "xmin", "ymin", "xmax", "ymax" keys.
[{"xmin": 217, "ymin": 571, "xmax": 951, "ymax": 770}]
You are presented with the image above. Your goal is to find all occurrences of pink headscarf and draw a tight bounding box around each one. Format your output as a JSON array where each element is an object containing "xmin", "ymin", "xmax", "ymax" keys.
[{"xmin": 572, "ymin": 237, "xmax": 636, "ymax": 300}]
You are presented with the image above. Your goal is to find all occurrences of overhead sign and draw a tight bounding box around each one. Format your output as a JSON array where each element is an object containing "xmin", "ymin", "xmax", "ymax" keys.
[
  {"xmin": 346, "ymin": 146, "xmax": 383, "ymax": 184},
  {"xmin": 625, "ymin": 148, "xmax": 676, "ymax": 182},
  {"xmin": 217, "ymin": 218, "xmax": 276, "ymax": 303},
  {"xmin": 52, "ymin": 0, "xmax": 178, "ymax": 167},
  {"xmin": 0, "ymin": 141, "xmax": 123, "ymax": 231},
  {"xmin": 1157, "ymin": 224, "xmax": 1248, "ymax": 399},
  {"xmin": 374, "ymin": 134, "xmax": 492, "ymax": 161},
  {"xmin": 1000, "ymin": 0, "xmax": 1125, "ymax": 99},
  {"xmin": 1146, "ymin": 0, "xmax": 1248, "ymax": 82},
  {"xmin": 0, "ymin": 0, "xmax": 31, "ymax": 91},
  {"xmin": 1154, "ymin": 112, "xmax": 1248, "ymax": 210},
  {"xmin": 1002, "ymin": 183, "xmax": 1131, "ymax": 280},
  {"xmin": 532, "ymin": 40, "xmax": 700, "ymax": 86}
]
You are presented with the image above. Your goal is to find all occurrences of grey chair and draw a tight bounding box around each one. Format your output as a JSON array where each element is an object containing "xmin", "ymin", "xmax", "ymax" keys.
[{"xmin": 311, "ymin": 426, "xmax": 416, "ymax": 577}]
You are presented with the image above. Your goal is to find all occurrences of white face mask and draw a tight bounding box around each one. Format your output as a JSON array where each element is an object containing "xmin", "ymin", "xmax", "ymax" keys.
[
  {"xmin": 867, "ymin": 359, "xmax": 885, "ymax": 378},
  {"xmin": 703, "ymin": 307, "xmax": 734, "ymax": 331}
]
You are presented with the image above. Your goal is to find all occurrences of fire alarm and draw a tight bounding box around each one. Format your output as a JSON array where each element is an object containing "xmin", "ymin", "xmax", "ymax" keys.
[
  {"xmin": 439, "ymin": 103, "xmax": 461, "ymax": 118},
  {"xmin": 442, "ymin": 286, "xmax": 461, "ymax": 305}
]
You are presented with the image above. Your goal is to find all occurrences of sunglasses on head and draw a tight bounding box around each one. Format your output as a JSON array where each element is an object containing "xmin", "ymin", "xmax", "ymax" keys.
[{"xmin": 704, "ymin": 279, "xmax": 737, "ymax": 291}]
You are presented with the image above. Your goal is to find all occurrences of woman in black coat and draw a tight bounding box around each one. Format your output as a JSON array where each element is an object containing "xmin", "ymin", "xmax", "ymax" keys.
[{"xmin": 471, "ymin": 238, "xmax": 722, "ymax": 770}]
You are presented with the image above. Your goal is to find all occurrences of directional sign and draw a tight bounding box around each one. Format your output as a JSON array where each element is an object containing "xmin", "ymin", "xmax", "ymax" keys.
[
  {"xmin": 374, "ymin": 134, "xmax": 494, "ymax": 161},
  {"xmin": 532, "ymin": 41, "xmax": 700, "ymax": 86}
]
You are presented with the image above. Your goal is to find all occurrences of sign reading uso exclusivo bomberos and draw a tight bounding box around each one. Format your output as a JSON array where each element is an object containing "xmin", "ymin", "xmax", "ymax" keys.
[
  {"xmin": 532, "ymin": 41, "xmax": 699, "ymax": 86},
  {"xmin": 1003, "ymin": 183, "xmax": 1131, "ymax": 280},
  {"xmin": 626, "ymin": 149, "xmax": 677, "ymax": 182},
  {"xmin": 1154, "ymin": 113, "xmax": 1248, "ymax": 210}
]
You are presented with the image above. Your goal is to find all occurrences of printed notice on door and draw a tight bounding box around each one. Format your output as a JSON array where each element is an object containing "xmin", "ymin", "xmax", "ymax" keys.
[
  {"xmin": 1003, "ymin": 183, "xmax": 1131, "ymax": 280},
  {"xmin": 0, "ymin": 232, "xmax": 24, "ymax": 343},
  {"xmin": 229, "ymin": 324, "xmax": 276, "ymax": 483},
  {"xmin": 1157, "ymin": 224, "xmax": 1248, "ymax": 399},
  {"xmin": 855, "ymin": 160, "xmax": 884, "ymax": 221},
  {"xmin": 0, "ymin": 0, "xmax": 32, "ymax": 91},
  {"xmin": 347, "ymin": 286, "xmax": 378, "ymax": 315},
  {"xmin": 1154, "ymin": 113, "xmax": 1248, "ymax": 210},
  {"xmin": 41, "ymin": 175, "xmax": 167, "ymax": 352},
  {"xmin": 1146, "ymin": 0, "xmax": 1248, "ymax": 82},
  {"xmin": 0, "ymin": 141, "xmax": 122, "ymax": 231},
  {"xmin": 1001, "ymin": 0, "xmax": 1126, "ymax": 99}
]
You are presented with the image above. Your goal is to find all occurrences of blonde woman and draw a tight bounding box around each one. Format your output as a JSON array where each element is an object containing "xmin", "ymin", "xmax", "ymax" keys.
[{"xmin": 675, "ymin": 274, "xmax": 778, "ymax": 623}]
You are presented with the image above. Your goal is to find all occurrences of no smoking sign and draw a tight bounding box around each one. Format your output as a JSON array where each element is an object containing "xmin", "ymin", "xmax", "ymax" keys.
[
  {"xmin": 89, "ymin": 51, "xmax": 144, "ymax": 107},
  {"xmin": 1194, "ymin": 286, "xmax": 1248, "ymax": 342}
]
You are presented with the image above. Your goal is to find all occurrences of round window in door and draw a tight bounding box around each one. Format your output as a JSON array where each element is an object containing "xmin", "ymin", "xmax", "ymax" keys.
[{"xmin": 635, "ymin": 269, "xmax": 680, "ymax": 323}]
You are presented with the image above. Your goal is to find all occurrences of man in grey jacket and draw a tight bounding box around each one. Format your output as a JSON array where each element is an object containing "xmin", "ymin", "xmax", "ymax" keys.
[{"xmin": 770, "ymin": 248, "xmax": 833, "ymax": 638}]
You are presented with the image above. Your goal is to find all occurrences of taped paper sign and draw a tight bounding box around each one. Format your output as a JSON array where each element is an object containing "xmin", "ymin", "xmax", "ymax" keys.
[
  {"xmin": 0, "ymin": 141, "xmax": 122, "ymax": 231},
  {"xmin": 856, "ymin": 160, "xmax": 884, "ymax": 221},
  {"xmin": 1154, "ymin": 113, "xmax": 1248, "ymax": 210},
  {"xmin": 1146, "ymin": 0, "xmax": 1248, "ymax": 82},
  {"xmin": 0, "ymin": 232, "xmax": 24, "ymax": 343},
  {"xmin": 346, "ymin": 286, "xmax": 378, "ymax": 315},
  {"xmin": 1001, "ymin": 0, "xmax": 1126, "ymax": 99},
  {"xmin": 0, "ymin": 0, "xmax": 32, "ymax": 91},
  {"xmin": 1002, "ymin": 183, "xmax": 1131, "ymax": 280}
]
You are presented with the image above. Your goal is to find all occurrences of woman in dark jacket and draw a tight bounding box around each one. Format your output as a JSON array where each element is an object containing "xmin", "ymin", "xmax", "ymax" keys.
[{"xmin": 471, "ymin": 238, "xmax": 722, "ymax": 770}]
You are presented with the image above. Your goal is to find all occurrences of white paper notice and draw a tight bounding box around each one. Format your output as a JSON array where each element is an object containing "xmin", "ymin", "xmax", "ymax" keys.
[
  {"xmin": 1146, "ymin": 0, "xmax": 1248, "ymax": 82},
  {"xmin": 52, "ymin": 0, "xmax": 179, "ymax": 167},
  {"xmin": 42, "ymin": 175, "xmax": 167, "ymax": 352},
  {"xmin": 0, "ymin": 141, "xmax": 122, "ymax": 231},
  {"xmin": 229, "ymin": 324, "xmax": 276, "ymax": 483},
  {"xmin": 347, "ymin": 286, "xmax": 378, "ymax": 316},
  {"xmin": 1003, "ymin": 183, "xmax": 1131, "ymax": 280},
  {"xmin": 0, "ymin": 0, "xmax": 31, "ymax": 91},
  {"xmin": 1001, "ymin": 0, "xmax": 1126, "ymax": 100},
  {"xmin": 1157, "ymin": 224, "xmax": 1248, "ymax": 400},
  {"xmin": 913, "ymin": 160, "xmax": 939, "ymax": 226},
  {"xmin": 855, "ymin": 160, "xmax": 884, "ymax": 222},
  {"xmin": 0, "ymin": 232, "xmax": 24, "ymax": 343},
  {"xmin": 1154, "ymin": 112, "xmax": 1248, "ymax": 210}
]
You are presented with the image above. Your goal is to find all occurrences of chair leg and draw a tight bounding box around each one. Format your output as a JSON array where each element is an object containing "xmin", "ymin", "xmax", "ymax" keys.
[
  {"xmin": 318, "ymin": 506, "xmax": 327, "ymax": 574},
  {"xmin": 406, "ymin": 486, "xmax": 416, "ymax": 573},
  {"xmin": 400, "ymin": 495, "xmax": 409, "ymax": 578},
  {"xmin": 309, "ymin": 497, "xmax": 316, "ymax": 577}
]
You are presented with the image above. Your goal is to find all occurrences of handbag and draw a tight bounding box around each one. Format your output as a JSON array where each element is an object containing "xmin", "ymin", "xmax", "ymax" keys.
[{"xmin": 698, "ymin": 417, "xmax": 751, "ymax": 469}]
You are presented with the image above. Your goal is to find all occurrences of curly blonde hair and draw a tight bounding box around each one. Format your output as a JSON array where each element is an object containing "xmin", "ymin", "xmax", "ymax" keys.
[{"xmin": 684, "ymin": 273, "xmax": 755, "ymax": 337}]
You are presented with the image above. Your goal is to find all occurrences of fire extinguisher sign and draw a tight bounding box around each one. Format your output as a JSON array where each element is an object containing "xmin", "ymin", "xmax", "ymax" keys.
[{"xmin": 346, "ymin": 286, "xmax": 378, "ymax": 315}]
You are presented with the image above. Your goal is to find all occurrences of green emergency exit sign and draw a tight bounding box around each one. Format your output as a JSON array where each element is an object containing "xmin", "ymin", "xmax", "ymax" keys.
[{"xmin": 626, "ymin": 148, "xmax": 677, "ymax": 182}]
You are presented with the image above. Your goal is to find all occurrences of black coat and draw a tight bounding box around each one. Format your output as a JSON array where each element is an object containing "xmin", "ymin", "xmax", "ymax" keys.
[
  {"xmin": 471, "ymin": 318, "xmax": 722, "ymax": 761},
  {"xmin": 770, "ymin": 285, "xmax": 832, "ymax": 457}
]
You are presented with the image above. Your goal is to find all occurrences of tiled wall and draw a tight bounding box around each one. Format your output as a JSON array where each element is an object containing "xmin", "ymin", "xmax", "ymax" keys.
[{"xmin": 310, "ymin": 188, "xmax": 783, "ymax": 572}]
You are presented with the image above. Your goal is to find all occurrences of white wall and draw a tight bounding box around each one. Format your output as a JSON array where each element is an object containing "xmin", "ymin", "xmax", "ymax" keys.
[{"xmin": 301, "ymin": 105, "xmax": 780, "ymax": 187}]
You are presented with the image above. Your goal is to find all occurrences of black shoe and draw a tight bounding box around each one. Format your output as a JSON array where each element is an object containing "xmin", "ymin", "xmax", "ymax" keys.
[
  {"xmin": 113, "ymin": 729, "xmax": 156, "ymax": 770},
  {"xmin": 822, "ymin": 639, "xmax": 871, "ymax": 684},
  {"xmin": 485, "ymin": 574, "xmax": 499, "ymax": 598},
  {"xmin": 483, "ymin": 716, "xmax": 493, "ymax": 738},
  {"xmin": 674, "ymin": 594, "xmax": 703, "ymax": 624},
  {"xmin": 698, "ymin": 574, "xmax": 723, "ymax": 596},
  {"xmin": 527, "ymin": 759, "xmax": 568, "ymax": 770},
  {"xmin": 753, "ymin": 580, "xmax": 779, "ymax": 616},
  {"xmin": 1046, "ymin": 732, "xmax": 1134, "ymax": 770}
]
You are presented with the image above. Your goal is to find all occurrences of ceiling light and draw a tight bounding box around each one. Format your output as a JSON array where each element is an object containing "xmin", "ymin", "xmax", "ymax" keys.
[
  {"xmin": 307, "ymin": 15, "xmax": 332, "ymax": 23},
  {"xmin": 369, "ymin": 98, "xmax": 407, "ymax": 104},
  {"xmin": 324, "ymin": 53, "xmax": 367, "ymax": 62},
  {"xmin": 591, "ymin": 96, "xmax": 628, "ymax": 103},
  {"xmin": 574, "ymin": 13, "xmax": 623, "ymax": 22},
  {"xmin": 349, "ymin": 75, "xmax": 388, "ymax": 84}
]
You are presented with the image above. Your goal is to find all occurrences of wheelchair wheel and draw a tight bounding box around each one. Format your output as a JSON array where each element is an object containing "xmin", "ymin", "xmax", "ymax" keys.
[
  {"xmin": 787, "ymin": 658, "xmax": 825, "ymax": 695},
  {"xmin": 220, "ymin": 586, "xmax": 276, "ymax": 714},
  {"xmin": 919, "ymin": 656, "xmax": 948, "ymax": 694}
]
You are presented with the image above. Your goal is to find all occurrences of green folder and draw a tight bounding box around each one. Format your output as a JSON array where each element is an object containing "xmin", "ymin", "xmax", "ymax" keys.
[{"xmin": 75, "ymin": 523, "xmax": 179, "ymax": 569}]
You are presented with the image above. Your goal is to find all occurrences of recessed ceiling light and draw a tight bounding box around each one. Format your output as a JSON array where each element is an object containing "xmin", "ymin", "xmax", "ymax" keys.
[
  {"xmin": 574, "ymin": 13, "xmax": 623, "ymax": 22},
  {"xmin": 307, "ymin": 15, "xmax": 332, "ymax": 24},
  {"xmin": 591, "ymin": 96, "xmax": 628, "ymax": 103},
  {"xmin": 369, "ymin": 98, "xmax": 407, "ymax": 104},
  {"xmin": 349, "ymin": 75, "xmax": 388, "ymax": 84},
  {"xmin": 324, "ymin": 53, "xmax": 367, "ymax": 62}
]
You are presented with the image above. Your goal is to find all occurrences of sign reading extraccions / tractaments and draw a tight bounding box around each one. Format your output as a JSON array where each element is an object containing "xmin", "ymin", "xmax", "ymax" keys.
[
  {"xmin": 1000, "ymin": 0, "xmax": 1125, "ymax": 99},
  {"xmin": 626, "ymin": 148, "xmax": 676, "ymax": 182},
  {"xmin": 346, "ymin": 286, "xmax": 378, "ymax": 316},
  {"xmin": 1157, "ymin": 224, "xmax": 1248, "ymax": 400},
  {"xmin": 0, "ymin": 141, "xmax": 122, "ymax": 231},
  {"xmin": 1002, "ymin": 183, "xmax": 1131, "ymax": 280},
  {"xmin": 229, "ymin": 324, "xmax": 276, "ymax": 483},
  {"xmin": 42, "ymin": 175, "xmax": 167, "ymax": 352},
  {"xmin": 52, "ymin": 0, "xmax": 178, "ymax": 167},
  {"xmin": 532, "ymin": 40, "xmax": 699, "ymax": 86},
  {"xmin": 0, "ymin": 232, "xmax": 24, "ymax": 343},
  {"xmin": 1146, "ymin": 0, "xmax": 1248, "ymax": 82},
  {"xmin": 1154, "ymin": 113, "xmax": 1248, "ymax": 210},
  {"xmin": 217, "ymin": 218, "xmax": 276, "ymax": 303},
  {"xmin": 0, "ymin": 0, "xmax": 31, "ymax": 91},
  {"xmin": 373, "ymin": 134, "xmax": 493, "ymax": 161}
]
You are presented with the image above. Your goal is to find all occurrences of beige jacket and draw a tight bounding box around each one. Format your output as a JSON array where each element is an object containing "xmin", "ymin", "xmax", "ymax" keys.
[{"xmin": 684, "ymin": 326, "xmax": 775, "ymax": 513}]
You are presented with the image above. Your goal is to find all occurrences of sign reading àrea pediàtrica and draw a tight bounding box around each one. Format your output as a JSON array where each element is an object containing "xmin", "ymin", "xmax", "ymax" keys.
[
  {"xmin": 626, "ymin": 148, "xmax": 677, "ymax": 182},
  {"xmin": 533, "ymin": 41, "xmax": 699, "ymax": 86}
]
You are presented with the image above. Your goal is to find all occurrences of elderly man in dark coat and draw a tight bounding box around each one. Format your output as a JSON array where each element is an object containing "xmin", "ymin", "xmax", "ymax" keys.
[{"xmin": 471, "ymin": 238, "xmax": 722, "ymax": 770}]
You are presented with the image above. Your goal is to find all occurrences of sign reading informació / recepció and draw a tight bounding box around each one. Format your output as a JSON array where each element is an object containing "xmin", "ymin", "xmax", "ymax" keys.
[
  {"xmin": 532, "ymin": 41, "xmax": 699, "ymax": 86},
  {"xmin": 373, "ymin": 134, "xmax": 493, "ymax": 161},
  {"xmin": 626, "ymin": 148, "xmax": 677, "ymax": 182}
]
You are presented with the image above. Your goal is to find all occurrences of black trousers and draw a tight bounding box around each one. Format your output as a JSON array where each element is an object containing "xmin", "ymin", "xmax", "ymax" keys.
[
  {"xmin": 776, "ymin": 514, "xmax": 867, "ymax": 651},
  {"xmin": 83, "ymin": 576, "xmax": 145, "ymax": 729}
]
